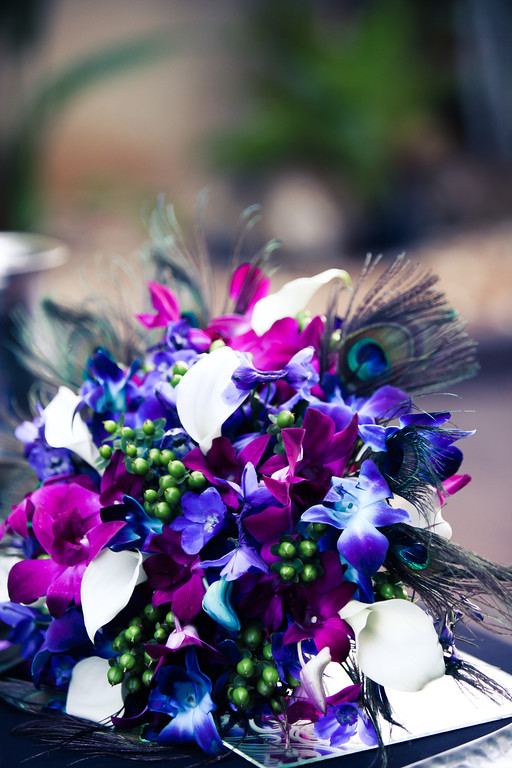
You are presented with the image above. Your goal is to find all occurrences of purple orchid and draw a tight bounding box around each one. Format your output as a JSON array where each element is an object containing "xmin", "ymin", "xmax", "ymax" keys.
[
  {"xmin": 301, "ymin": 460, "xmax": 410, "ymax": 577},
  {"xmin": 0, "ymin": 602, "xmax": 49, "ymax": 659},
  {"xmin": 8, "ymin": 480, "xmax": 125, "ymax": 617},
  {"xmin": 311, "ymin": 384, "xmax": 410, "ymax": 434},
  {"xmin": 15, "ymin": 412, "xmax": 74, "ymax": 481},
  {"xmin": 136, "ymin": 281, "xmax": 181, "ymax": 328},
  {"xmin": 148, "ymin": 649, "xmax": 224, "ymax": 754},
  {"xmin": 315, "ymin": 699, "xmax": 377, "ymax": 748},
  {"xmin": 170, "ymin": 487, "xmax": 227, "ymax": 555},
  {"xmin": 231, "ymin": 347, "xmax": 319, "ymax": 403}
]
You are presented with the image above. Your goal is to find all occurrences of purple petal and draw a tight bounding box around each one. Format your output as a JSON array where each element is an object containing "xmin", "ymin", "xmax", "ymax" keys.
[
  {"xmin": 363, "ymin": 500, "xmax": 410, "ymax": 527},
  {"xmin": 358, "ymin": 424, "xmax": 395, "ymax": 452},
  {"xmin": 337, "ymin": 517, "xmax": 389, "ymax": 576},
  {"xmin": 8, "ymin": 559, "xmax": 63, "ymax": 605},
  {"xmin": 361, "ymin": 385, "xmax": 410, "ymax": 420},
  {"xmin": 357, "ymin": 459, "xmax": 391, "ymax": 502},
  {"xmin": 243, "ymin": 504, "xmax": 292, "ymax": 542}
]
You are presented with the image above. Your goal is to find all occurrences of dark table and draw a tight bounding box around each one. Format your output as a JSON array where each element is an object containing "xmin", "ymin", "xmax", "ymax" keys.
[{"xmin": 1, "ymin": 627, "xmax": 511, "ymax": 768}]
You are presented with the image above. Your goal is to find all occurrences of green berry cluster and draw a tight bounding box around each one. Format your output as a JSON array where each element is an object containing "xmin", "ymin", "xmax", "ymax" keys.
[
  {"xmin": 267, "ymin": 410, "xmax": 296, "ymax": 456},
  {"xmin": 373, "ymin": 571, "xmax": 408, "ymax": 601},
  {"xmin": 269, "ymin": 529, "xmax": 326, "ymax": 584},
  {"xmin": 142, "ymin": 455, "xmax": 206, "ymax": 522},
  {"xmin": 99, "ymin": 417, "xmax": 167, "ymax": 474},
  {"xmin": 169, "ymin": 360, "xmax": 190, "ymax": 388},
  {"xmin": 107, "ymin": 604, "xmax": 175, "ymax": 691},
  {"xmin": 226, "ymin": 624, "xmax": 288, "ymax": 714}
]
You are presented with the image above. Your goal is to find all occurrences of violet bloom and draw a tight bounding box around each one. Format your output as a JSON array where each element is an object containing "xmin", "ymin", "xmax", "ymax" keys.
[
  {"xmin": 0, "ymin": 602, "xmax": 49, "ymax": 659},
  {"xmin": 311, "ymin": 384, "xmax": 409, "ymax": 435},
  {"xmin": 170, "ymin": 487, "xmax": 227, "ymax": 555},
  {"xmin": 315, "ymin": 702, "xmax": 377, "ymax": 748},
  {"xmin": 301, "ymin": 460, "xmax": 409, "ymax": 577},
  {"xmin": 15, "ymin": 412, "xmax": 74, "ymax": 481},
  {"xmin": 232, "ymin": 347, "xmax": 319, "ymax": 402},
  {"xmin": 81, "ymin": 348, "xmax": 139, "ymax": 414},
  {"xmin": 8, "ymin": 481, "xmax": 125, "ymax": 617},
  {"xmin": 148, "ymin": 649, "xmax": 224, "ymax": 755}
]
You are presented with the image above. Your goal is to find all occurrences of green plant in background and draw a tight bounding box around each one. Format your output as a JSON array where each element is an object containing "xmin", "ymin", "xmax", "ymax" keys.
[
  {"xmin": 212, "ymin": 0, "xmax": 455, "ymax": 206},
  {"xmin": 0, "ymin": 1, "xmax": 175, "ymax": 231}
]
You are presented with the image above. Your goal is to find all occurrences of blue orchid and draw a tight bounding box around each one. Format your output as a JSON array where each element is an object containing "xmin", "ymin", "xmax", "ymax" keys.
[
  {"xmin": 170, "ymin": 487, "xmax": 227, "ymax": 555},
  {"xmin": 315, "ymin": 702, "xmax": 377, "ymax": 747},
  {"xmin": 102, "ymin": 495, "xmax": 163, "ymax": 552},
  {"xmin": 0, "ymin": 602, "xmax": 49, "ymax": 660},
  {"xmin": 148, "ymin": 649, "xmax": 224, "ymax": 754},
  {"xmin": 81, "ymin": 348, "xmax": 140, "ymax": 413},
  {"xmin": 301, "ymin": 460, "xmax": 409, "ymax": 577}
]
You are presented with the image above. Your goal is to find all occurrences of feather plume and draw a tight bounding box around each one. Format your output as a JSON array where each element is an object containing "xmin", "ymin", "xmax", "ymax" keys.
[{"xmin": 335, "ymin": 255, "xmax": 479, "ymax": 396}]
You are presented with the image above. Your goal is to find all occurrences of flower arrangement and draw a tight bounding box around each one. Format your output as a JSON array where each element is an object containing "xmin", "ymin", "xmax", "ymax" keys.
[{"xmin": 1, "ymin": 204, "xmax": 511, "ymax": 765}]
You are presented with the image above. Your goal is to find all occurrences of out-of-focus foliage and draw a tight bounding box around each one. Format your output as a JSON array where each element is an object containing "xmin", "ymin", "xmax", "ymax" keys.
[{"xmin": 213, "ymin": 0, "xmax": 455, "ymax": 203}]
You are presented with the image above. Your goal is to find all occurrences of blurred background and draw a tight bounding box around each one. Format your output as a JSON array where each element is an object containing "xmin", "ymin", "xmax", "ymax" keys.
[{"xmin": 0, "ymin": 0, "xmax": 511, "ymax": 560}]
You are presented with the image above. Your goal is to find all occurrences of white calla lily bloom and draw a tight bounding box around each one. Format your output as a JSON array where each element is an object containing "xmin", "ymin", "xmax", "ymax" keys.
[
  {"xmin": 340, "ymin": 599, "xmax": 445, "ymax": 692},
  {"xmin": 391, "ymin": 493, "xmax": 452, "ymax": 539},
  {"xmin": 176, "ymin": 346, "xmax": 249, "ymax": 454},
  {"xmin": 66, "ymin": 656, "xmax": 125, "ymax": 723},
  {"xmin": 44, "ymin": 386, "xmax": 99, "ymax": 467},
  {"xmin": 299, "ymin": 645, "xmax": 332, "ymax": 714},
  {"xmin": 81, "ymin": 549, "xmax": 146, "ymax": 643},
  {"xmin": 251, "ymin": 268, "xmax": 351, "ymax": 336}
]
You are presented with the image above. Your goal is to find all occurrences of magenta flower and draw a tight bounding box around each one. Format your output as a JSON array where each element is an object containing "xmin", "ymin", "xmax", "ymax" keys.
[
  {"xmin": 8, "ymin": 481, "xmax": 125, "ymax": 617},
  {"xmin": 136, "ymin": 281, "xmax": 181, "ymax": 328}
]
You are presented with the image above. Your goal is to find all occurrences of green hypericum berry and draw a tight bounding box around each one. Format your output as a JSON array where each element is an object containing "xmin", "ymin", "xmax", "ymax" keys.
[
  {"xmin": 126, "ymin": 443, "xmax": 138, "ymax": 458},
  {"xmin": 125, "ymin": 625, "xmax": 142, "ymax": 643},
  {"xmin": 132, "ymin": 458, "xmax": 149, "ymax": 475},
  {"xmin": 148, "ymin": 448, "xmax": 162, "ymax": 465},
  {"xmin": 119, "ymin": 652, "xmax": 136, "ymax": 671},
  {"xmin": 142, "ymin": 669, "xmax": 154, "ymax": 687},
  {"xmin": 262, "ymin": 666, "xmax": 279, "ymax": 686},
  {"xmin": 173, "ymin": 361, "xmax": 189, "ymax": 376},
  {"xmin": 160, "ymin": 449, "xmax": 175, "ymax": 465},
  {"xmin": 112, "ymin": 635, "xmax": 127, "ymax": 653},
  {"xmin": 231, "ymin": 686, "xmax": 250, "ymax": 709},
  {"xmin": 121, "ymin": 427, "xmax": 135, "ymax": 440},
  {"xmin": 278, "ymin": 541, "xmax": 296, "ymax": 559},
  {"xmin": 394, "ymin": 585, "xmax": 408, "ymax": 600},
  {"xmin": 188, "ymin": 470, "xmax": 206, "ymax": 490},
  {"xmin": 154, "ymin": 501, "xmax": 172, "ymax": 521},
  {"xmin": 154, "ymin": 627, "xmax": 168, "ymax": 642},
  {"xmin": 312, "ymin": 523, "xmax": 327, "ymax": 533},
  {"xmin": 379, "ymin": 583, "xmax": 395, "ymax": 600},
  {"xmin": 270, "ymin": 697, "xmax": 285, "ymax": 713},
  {"xmin": 262, "ymin": 644, "xmax": 273, "ymax": 661},
  {"xmin": 159, "ymin": 474, "xmax": 178, "ymax": 489},
  {"xmin": 107, "ymin": 666, "xmax": 124, "ymax": 685},
  {"xmin": 236, "ymin": 658, "xmax": 255, "ymax": 678},
  {"xmin": 164, "ymin": 487, "xmax": 181, "ymax": 506},
  {"xmin": 299, "ymin": 539, "xmax": 318, "ymax": 558},
  {"xmin": 144, "ymin": 489, "xmax": 158, "ymax": 503},
  {"xmin": 209, "ymin": 339, "xmax": 225, "ymax": 352},
  {"xmin": 243, "ymin": 626, "xmax": 263, "ymax": 648},
  {"xmin": 276, "ymin": 410, "xmax": 295, "ymax": 429},
  {"xmin": 300, "ymin": 564, "xmax": 318, "ymax": 582},
  {"xmin": 99, "ymin": 444, "xmax": 113, "ymax": 460},
  {"xmin": 142, "ymin": 419, "xmax": 155, "ymax": 436},
  {"xmin": 144, "ymin": 604, "xmax": 160, "ymax": 622},
  {"xmin": 168, "ymin": 460, "xmax": 186, "ymax": 479},
  {"xmin": 125, "ymin": 676, "xmax": 142, "ymax": 694},
  {"xmin": 256, "ymin": 678, "xmax": 274, "ymax": 697},
  {"xmin": 103, "ymin": 420, "xmax": 117, "ymax": 434},
  {"xmin": 164, "ymin": 611, "xmax": 175, "ymax": 627},
  {"xmin": 279, "ymin": 565, "xmax": 296, "ymax": 582},
  {"xmin": 171, "ymin": 374, "xmax": 182, "ymax": 388}
]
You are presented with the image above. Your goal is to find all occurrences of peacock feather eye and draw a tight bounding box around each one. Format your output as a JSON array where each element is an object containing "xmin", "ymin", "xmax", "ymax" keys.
[{"xmin": 340, "ymin": 323, "xmax": 413, "ymax": 391}]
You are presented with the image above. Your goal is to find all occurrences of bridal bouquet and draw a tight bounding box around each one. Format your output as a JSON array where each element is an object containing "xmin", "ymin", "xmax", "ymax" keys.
[{"xmin": 1, "ymin": 204, "xmax": 511, "ymax": 763}]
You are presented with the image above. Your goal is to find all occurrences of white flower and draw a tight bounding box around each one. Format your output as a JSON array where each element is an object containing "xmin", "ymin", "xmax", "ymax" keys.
[
  {"xmin": 299, "ymin": 645, "xmax": 332, "ymax": 714},
  {"xmin": 391, "ymin": 493, "xmax": 452, "ymax": 539},
  {"xmin": 339, "ymin": 599, "xmax": 445, "ymax": 692},
  {"xmin": 251, "ymin": 268, "xmax": 350, "ymax": 336},
  {"xmin": 176, "ymin": 346, "xmax": 249, "ymax": 454},
  {"xmin": 81, "ymin": 549, "xmax": 146, "ymax": 643},
  {"xmin": 44, "ymin": 386, "xmax": 99, "ymax": 467},
  {"xmin": 66, "ymin": 656, "xmax": 125, "ymax": 723}
]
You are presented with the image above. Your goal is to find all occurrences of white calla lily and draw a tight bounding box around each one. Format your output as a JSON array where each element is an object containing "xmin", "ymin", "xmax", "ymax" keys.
[
  {"xmin": 251, "ymin": 268, "xmax": 350, "ymax": 336},
  {"xmin": 81, "ymin": 549, "xmax": 146, "ymax": 642},
  {"xmin": 339, "ymin": 599, "xmax": 445, "ymax": 692},
  {"xmin": 176, "ymin": 346, "xmax": 249, "ymax": 454},
  {"xmin": 299, "ymin": 645, "xmax": 332, "ymax": 714},
  {"xmin": 391, "ymin": 493, "xmax": 452, "ymax": 539},
  {"xmin": 66, "ymin": 656, "xmax": 125, "ymax": 723},
  {"xmin": 44, "ymin": 386, "xmax": 99, "ymax": 467}
]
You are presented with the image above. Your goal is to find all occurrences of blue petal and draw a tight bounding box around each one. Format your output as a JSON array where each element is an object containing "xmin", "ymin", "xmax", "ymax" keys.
[
  {"xmin": 337, "ymin": 517, "xmax": 389, "ymax": 576},
  {"xmin": 202, "ymin": 577, "xmax": 241, "ymax": 631}
]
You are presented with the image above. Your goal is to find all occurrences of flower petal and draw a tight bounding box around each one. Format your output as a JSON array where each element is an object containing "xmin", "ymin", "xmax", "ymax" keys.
[
  {"xmin": 81, "ymin": 549, "xmax": 146, "ymax": 642},
  {"xmin": 44, "ymin": 386, "xmax": 99, "ymax": 467},
  {"xmin": 176, "ymin": 347, "xmax": 249, "ymax": 453},
  {"xmin": 66, "ymin": 656, "xmax": 125, "ymax": 723},
  {"xmin": 339, "ymin": 599, "xmax": 445, "ymax": 691},
  {"xmin": 202, "ymin": 577, "xmax": 240, "ymax": 632},
  {"xmin": 251, "ymin": 269, "xmax": 351, "ymax": 336},
  {"xmin": 299, "ymin": 646, "xmax": 332, "ymax": 714}
]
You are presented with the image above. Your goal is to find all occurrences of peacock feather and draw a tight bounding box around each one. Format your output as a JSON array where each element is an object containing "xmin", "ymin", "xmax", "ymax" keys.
[{"xmin": 335, "ymin": 255, "xmax": 479, "ymax": 396}]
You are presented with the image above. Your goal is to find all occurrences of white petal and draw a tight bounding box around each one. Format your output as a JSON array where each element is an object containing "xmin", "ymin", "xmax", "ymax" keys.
[
  {"xmin": 44, "ymin": 386, "xmax": 99, "ymax": 467},
  {"xmin": 81, "ymin": 549, "xmax": 146, "ymax": 643},
  {"xmin": 251, "ymin": 269, "xmax": 350, "ymax": 336},
  {"xmin": 391, "ymin": 493, "xmax": 452, "ymax": 539},
  {"xmin": 340, "ymin": 599, "xmax": 445, "ymax": 692},
  {"xmin": 0, "ymin": 556, "xmax": 21, "ymax": 603},
  {"xmin": 299, "ymin": 645, "xmax": 332, "ymax": 714},
  {"xmin": 176, "ymin": 346, "xmax": 249, "ymax": 453},
  {"xmin": 66, "ymin": 656, "xmax": 124, "ymax": 723}
]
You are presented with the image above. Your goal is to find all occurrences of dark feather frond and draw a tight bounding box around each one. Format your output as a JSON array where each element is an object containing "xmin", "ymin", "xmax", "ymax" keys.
[
  {"xmin": 445, "ymin": 655, "xmax": 512, "ymax": 704},
  {"xmin": 336, "ymin": 255, "xmax": 479, "ymax": 396},
  {"xmin": 384, "ymin": 524, "xmax": 512, "ymax": 631},
  {"xmin": 145, "ymin": 194, "xmax": 215, "ymax": 327}
]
